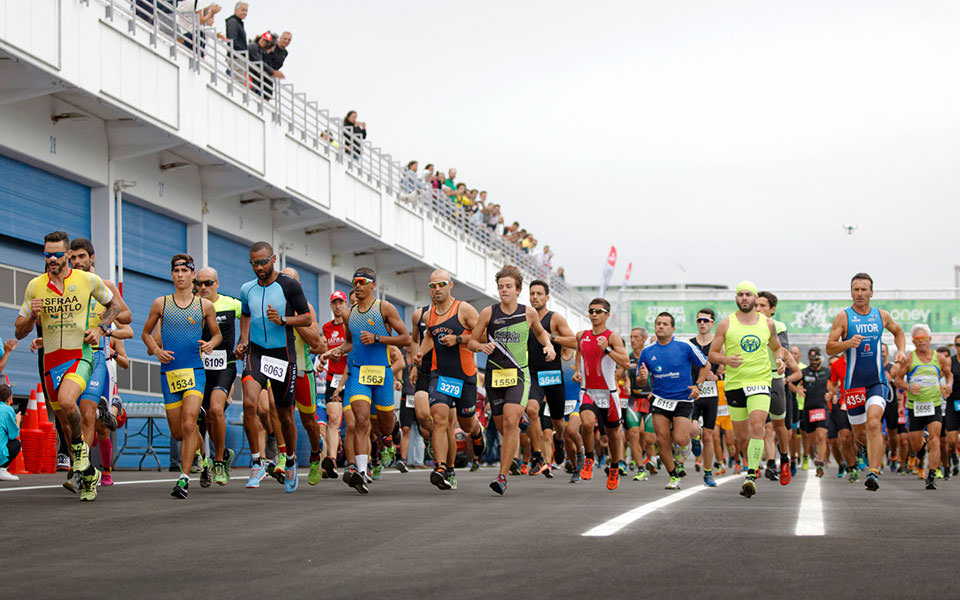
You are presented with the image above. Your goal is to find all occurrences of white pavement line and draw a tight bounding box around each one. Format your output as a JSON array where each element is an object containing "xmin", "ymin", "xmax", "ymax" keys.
[
  {"xmin": 582, "ymin": 474, "xmax": 739, "ymax": 537},
  {"xmin": 794, "ymin": 469, "xmax": 824, "ymax": 536}
]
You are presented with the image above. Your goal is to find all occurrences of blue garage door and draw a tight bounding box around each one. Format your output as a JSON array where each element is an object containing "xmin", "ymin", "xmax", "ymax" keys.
[
  {"xmin": 208, "ymin": 231, "xmax": 254, "ymax": 300},
  {"xmin": 287, "ymin": 258, "xmax": 319, "ymax": 309},
  {"xmin": 0, "ymin": 154, "xmax": 90, "ymax": 244}
]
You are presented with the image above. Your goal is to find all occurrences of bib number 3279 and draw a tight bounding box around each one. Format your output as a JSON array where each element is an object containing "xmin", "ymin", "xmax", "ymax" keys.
[
  {"xmin": 437, "ymin": 376, "xmax": 463, "ymax": 398},
  {"xmin": 260, "ymin": 356, "xmax": 289, "ymax": 381}
]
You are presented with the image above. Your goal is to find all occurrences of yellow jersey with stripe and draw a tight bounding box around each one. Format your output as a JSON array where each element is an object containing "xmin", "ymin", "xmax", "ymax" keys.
[{"xmin": 19, "ymin": 269, "xmax": 113, "ymax": 369}]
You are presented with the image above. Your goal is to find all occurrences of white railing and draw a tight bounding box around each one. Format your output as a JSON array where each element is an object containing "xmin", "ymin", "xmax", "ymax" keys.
[{"xmin": 92, "ymin": 0, "xmax": 582, "ymax": 306}]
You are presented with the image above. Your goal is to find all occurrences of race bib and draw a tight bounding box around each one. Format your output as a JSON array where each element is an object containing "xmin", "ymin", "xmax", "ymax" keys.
[
  {"xmin": 330, "ymin": 373, "xmax": 343, "ymax": 388},
  {"xmin": 898, "ymin": 408, "xmax": 907, "ymax": 425},
  {"xmin": 808, "ymin": 408, "xmax": 826, "ymax": 422},
  {"xmin": 843, "ymin": 387, "xmax": 866, "ymax": 410},
  {"xmin": 619, "ymin": 397, "xmax": 628, "ymax": 409},
  {"xmin": 744, "ymin": 385, "xmax": 771, "ymax": 397},
  {"xmin": 586, "ymin": 390, "xmax": 610, "ymax": 409},
  {"xmin": 914, "ymin": 401, "xmax": 935, "ymax": 417},
  {"xmin": 698, "ymin": 381, "xmax": 718, "ymax": 397},
  {"xmin": 405, "ymin": 394, "xmax": 415, "ymax": 409},
  {"xmin": 48, "ymin": 361, "xmax": 73, "ymax": 389},
  {"xmin": 202, "ymin": 350, "xmax": 227, "ymax": 371},
  {"xmin": 437, "ymin": 376, "xmax": 464, "ymax": 398},
  {"xmin": 717, "ymin": 404, "xmax": 730, "ymax": 417},
  {"xmin": 537, "ymin": 370, "xmax": 562, "ymax": 387},
  {"xmin": 491, "ymin": 368, "xmax": 518, "ymax": 388},
  {"xmin": 358, "ymin": 365, "xmax": 385, "ymax": 386},
  {"xmin": 652, "ymin": 396, "xmax": 678, "ymax": 412},
  {"xmin": 564, "ymin": 400, "xmax": 578, "ymax": 415},
  {"xmin": 165, "ymin": 368, "xmax": 196, "ymax": 393},
  {"xmin": 260, "ymin": 356, "xmax": 289, "ymax": 381},
  {"xmin": 638, "ymin": 397, "xmax": 650, "ymax": 413}
]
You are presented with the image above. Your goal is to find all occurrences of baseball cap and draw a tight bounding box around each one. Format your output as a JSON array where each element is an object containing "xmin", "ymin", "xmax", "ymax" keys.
[
  {"xmin": 330, "ymin": 291, "xmax": 347, "ymax": 302},
  {"xmin": 261, "ymin": 31, "xmax": 274, "ymax": 42},
  {"xmin": 808, "ymin": 347, "xmax": 822, "ymax": 359}
]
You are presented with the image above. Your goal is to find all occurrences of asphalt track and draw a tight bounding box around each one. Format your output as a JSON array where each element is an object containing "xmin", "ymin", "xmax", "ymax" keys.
[{"xmin": 3, "ymin": 464, "xmax": 958, "ymax": 599}]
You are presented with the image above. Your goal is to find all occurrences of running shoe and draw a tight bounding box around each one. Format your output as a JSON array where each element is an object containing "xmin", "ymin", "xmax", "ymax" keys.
[
  {"xmin": 543, "ymin": 463, "xmax": 553, "ymax": 478},
  {"xmin": 213, "ymin": 461, "xmax": 226, "ymax": 485},
  {"xmin": 362, "ymin": 470, "xmax": 373, "ymax": 484},
  {"xmin": 606, "ymin": 467, "xmax": 620, "ymax": 491},
  {"xmin": 837, "ymin": 465, "xmax": 846, "ymax": 478},
  {"xmin": 618, "ymin": 461, "xmax": 628, "ymax": 477},
  {"xmin": 469, "ymin": 460, "xmax": 480, "ymax": 473},
  {"xmin": 733, "ymin": 462, "xmax": 742, "ymax": 475},
  {"xmin": 943, "ymin": 468, "xmax": 951, "ymax": 481},
  {"xmin": 676, "ymin": 462, "xmax": 687, "ymax": 478},
  {"xmin": 665, "ymin": 476, "xmax": 681, "ymax": 490},
  {"xmin": 857, "ymin": 448, "xmax": 867, "ymax": 471},
  {"xmin": 564, "ymin": 460, "xmax": 575, "ymax": 474},
  {"xmin": 739, "ymin": 475, "xmax": 757, "ymax": 498},
  {"xmin": 569, "ymin": 468, "xmax": 581, "ymax": 483},
  {"xmin": 223, "ymin": 448, "xmax": 235, "ymax": 481},
  {"xmin": 848, "ymin": 467, "xmax": 859, "ymax": 483},
  {"xmin": 801, "ymin": 455, "xmax": 810, "ymax": 471},
  {"xmin": 633, "ymin": 470, "xmax": 649, "ymax": 482},
  {"xmin": 935, "ymin": 467, "xmax": 944, "ymax": 480},
  {"xmin": 0, "ymin": 467, "xmax": 18, "ymax": 481},
  {"xmin": 100, "ymin": 470, "xmax": 114, "ymax": 486},
  {"xmin": 779, "ymin": 458, "xmax": 792, "ymax": 486},
  {"xmin": 200, "ymin": 457, "xmax": 213, "ymax": 488},
  {"xmin": 472, "ymin": 427, "xmax": 486, "ymax": 460},
  {"xmin": 489, "ymin": 474, "xmax": 507, "ymax": 495},
  {"xmin": 510, "ymin": 459, "xmax": 522, "ymax": 476},
  {"xmin": 57, "ymin": 453, "xmax": 71, "ymax": 471},
  {"xmin": 371, "ymin": 462, "xmax": 383, "ymax": 480},
  {"xmin": 380, "ymin": 444, "xmax": 395, "ymax": 468},
  {"xmin": 80, "ymin": 468, "xmax": 101, "ymax": 502},
  {"xmin": 864, "ymin": 470, "xmax": 880, "ymax": 491},
  {"xmin": 520, "ymin": 463, "xmax": 529, "ymax": 476},
  {"xmin": 695, "ymin": 459, "xmax": 701, "ymax": 473},
  {"xmin": 925, "ymin": 471, "xmax": 936, "ymax": 490},
  {"xmin": 63, "ymin": 469, "xmax": 80, "ymax": 494},
  {"xmin": 644, "ymin": 459, "xmax": 658, "ymax": 475},
  {"xmin": 344, "ymin": 465, "xmax": 369, "ymax": 494},
  {"xmin": 446, "ymin": 470, "xmax": 458, "ymax": 490},
  {"xmin": 790, "ymin": 460, "xmax": 797, "ymax": 477},
  {"xmin": 171, "ymin": 475, "xmax": 189, "ymax": 499},
  {"xmin": 70, "ymin": 441, "xmax": 90, "ymax": 474},
  {"xmin": 267, "ymin": 456, "xmax": 286, "ymax": 485},
  {"xmin": 97, "ymin": 398, "xmax": 118, "ymax": 431},
  {"xmin": 701, "ymin": 471, "xmax": 715, "ymax": 487},
  {"xmin": 764, "ymin": 464, "xmax": 778, "ymax": 482},
  {"xmin": 245, "ymin": 462, "xmax": 268, "ymax": 488},
  {"xmin": 396, "ymin": 459, "xmax": 409, "ymax": 473},
  {"xmin": 284, "ymin": 460, "xmax": 298, "ymax": 493},
  {"xmin": 309, "ymin": 460, "xmax": 322, "ymax": 485},
  {"xmin": 889, "ymin": 460, "xmax": 899, "ymax": 474},
  {"xmin": 430, "ymin": 466, "xmax": 452, "ymax": 490},
  {"xmin": 190, "ymin": 453, "xmax": 202, "ymax": 474},
  {"xmin": 816, "ymin": 464, "xmax": 825, "ymax": 478},
  {"xmin": 580, "ymin": 457, "xmax": 594, "ymax": 481},
  {"xmin": 321, "ymin": 456, "xmax": 338, "ymax": 480},
  {"xmin": 691, "ymin": 434, "xmax": 702, "ymax": 458}
]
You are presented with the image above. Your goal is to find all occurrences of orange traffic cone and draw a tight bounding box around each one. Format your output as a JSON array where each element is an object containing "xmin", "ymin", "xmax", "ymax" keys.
[
  {"xmin": 22, "ymin": 390, "xmax": 39, "ymax": 431},
  {"xmin": 36, "ymin": 384, "xmax": 50, "ymax": 427},
  {"xmin": 7, "ymin": 438, "xmax": 28, "ymax": 475}
]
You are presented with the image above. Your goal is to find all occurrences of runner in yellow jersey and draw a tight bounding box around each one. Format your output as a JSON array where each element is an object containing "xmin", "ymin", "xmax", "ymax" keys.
[
  {"xmin": 708, "ymin": 281, "xmax": 784, "ymax": 498},
  {"xmin": 14, "ymin": 231, "xmax": 124, "ymax": 501}
]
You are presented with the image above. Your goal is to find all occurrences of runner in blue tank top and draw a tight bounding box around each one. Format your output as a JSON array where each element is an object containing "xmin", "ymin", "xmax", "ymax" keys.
[
  {"xmin": 826, "ymin": 272, "xmax": 906, "ymax": 492},
  {"xmin": 141, "ymin": 254, "xmax": 221, "ymax": 499},
  {"xmin": 326, "ymin": 267, "xmax": 411, "ymax": 494}
]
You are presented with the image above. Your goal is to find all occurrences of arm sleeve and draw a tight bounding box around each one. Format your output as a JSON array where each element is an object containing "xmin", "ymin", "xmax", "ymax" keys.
[
  {"xmin": 284, "ymin": 278, "xmax": 309, "ymax": 316},
  {"xmin": 88, "ymin": 273, "xmax": 114, "ymax": 307}
]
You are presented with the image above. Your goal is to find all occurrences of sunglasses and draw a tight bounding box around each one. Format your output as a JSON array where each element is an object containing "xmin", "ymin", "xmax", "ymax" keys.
[
  {"xmin": 588, "ymin": 308, "xmax": 608, "ymax": 315},
  {"xmin": 249, "ymin": 257, "xmax": 273, "ymax": 266},
  {"xmin": 696, "ymin": 318, "xmax": 713, "ymax": 323},
  {"xmin": 428, "ymin": 280, "xmax": 450, "ymax": 289},
  {"xmin": 194, "ymin": 279, "xmax": 216, "ymax": 287},
  {"xmin": 43, "ymin": 251, "xmax": 66, "ymax": 259},
  {"xmin": 353, "ymin": 277, "xmax": 374, "ymax": 286}
]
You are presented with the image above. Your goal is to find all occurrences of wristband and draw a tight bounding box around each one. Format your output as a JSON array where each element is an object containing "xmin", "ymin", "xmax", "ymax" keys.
[
  {"xmin": 603, "ymin": 346, "xmax": 612, "ymax": 354},
  {"xmin": 456, "ymin": 335, "xmax": 463, "ymax": 345}
]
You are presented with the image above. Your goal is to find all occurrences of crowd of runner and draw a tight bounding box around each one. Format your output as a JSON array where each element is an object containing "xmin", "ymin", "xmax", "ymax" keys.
[{"xmin": 9, "ymin": 230, "xmax": 959, "ymax": 501}]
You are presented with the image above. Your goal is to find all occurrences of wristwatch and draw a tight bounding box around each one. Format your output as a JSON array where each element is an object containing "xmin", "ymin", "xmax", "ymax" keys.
[
  {"xmin": 456, "ymin": 335, "xmax": 463, "ymax": 345},
  {"xmin": 374, "ymin": 334, "xmax": 380, "ymax": 343},
  {"xmin": 280, "ymin": 315, "xmax": 287, "ymax": 325}
]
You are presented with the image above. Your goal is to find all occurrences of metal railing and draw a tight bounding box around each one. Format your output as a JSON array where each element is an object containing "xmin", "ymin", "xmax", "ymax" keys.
[{"xmin": 94, "ymin": 0, "xmax": 581, "ymax": 306}]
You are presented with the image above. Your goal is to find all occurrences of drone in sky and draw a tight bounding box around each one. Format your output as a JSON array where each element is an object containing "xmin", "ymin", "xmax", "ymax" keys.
[{"xmin": 841, "ymin": 224, "xmax": 857, "ymax": 235}]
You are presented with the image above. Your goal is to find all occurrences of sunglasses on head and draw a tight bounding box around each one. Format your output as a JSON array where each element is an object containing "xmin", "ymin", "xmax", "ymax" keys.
[
  {"xmin": 250, "ymin": 257, "xmax": 273, "ymax": 266},
  {"xmin": 194, "ymin": 279, "xmax": 216, "ymax": 287},
  {"xmin": 588, "ymin": 308, "xmax": 608, "ymax": 315},
  {"xmin": 43, "ymin": 251, "xmax": 66, "ymax": 259},
  {"xmin": 428, "ymin": 280, "xmax": 450, "ymax": 289},
  {"xmin": 696, "ymin": 318, "xmax": 713, "ymax": 323}
]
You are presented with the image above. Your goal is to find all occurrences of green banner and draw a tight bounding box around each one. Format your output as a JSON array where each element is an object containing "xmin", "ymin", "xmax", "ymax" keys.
[{"xmin": 631, "ymin": 299, "xmax": 960, "ymax": 335}]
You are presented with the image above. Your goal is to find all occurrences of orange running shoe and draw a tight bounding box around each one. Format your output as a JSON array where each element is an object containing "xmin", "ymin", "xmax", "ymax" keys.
[
  {"xmin": 580, "ymin": 457, "xmax": 594, "ymax": 480},
  {"xmin": 520, "ymin": 463, "xmax": 529, "ymax": 475},
  {"xmin": 606, "ymin": 466, "xmax": 619, "ymax": 490}
]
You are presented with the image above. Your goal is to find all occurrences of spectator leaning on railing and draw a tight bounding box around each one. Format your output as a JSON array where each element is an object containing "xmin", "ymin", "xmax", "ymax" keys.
[
  {"xmin": 247, "ymin": 31, "xmax": 277, "ymax": 98},
  {"xmin": 224, "ymin": 1, "xmax": 248, "ymax": 52},
  {"xmin": 264, "ymin": 30, "xmax": 291, "ymax": 77},
  {"xmin": 343, "ymin": 111, "xmax": 367, "ymax": 159},
  {"xmin": 400, "ymin": 160, "xmax": 420, "ymax": 205}
]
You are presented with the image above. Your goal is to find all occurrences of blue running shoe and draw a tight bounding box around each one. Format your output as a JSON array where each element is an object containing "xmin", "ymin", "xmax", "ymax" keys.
[
  {"xmin": 703, "ymin": 472, "xmax": 717, "ymax": 487},
  {"xmin": 245, "ymin": 462, "xmax": 268, "ymax": 488},
  {"xmin": 284, "ymin": 458, "xmax": 298, "ymax": 493},
  {"xmin": 691, "ymin": 435, "xmax": 702, "ymax": 458}
]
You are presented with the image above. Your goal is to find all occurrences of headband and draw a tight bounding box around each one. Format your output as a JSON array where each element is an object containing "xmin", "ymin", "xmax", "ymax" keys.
[
  {"xmin": 173, "ymin": 260, "xmax": 196, "ymax": 271},
  {"xmin": 353, "ymin": 270, "xmax": 375, "ymax": 282}
]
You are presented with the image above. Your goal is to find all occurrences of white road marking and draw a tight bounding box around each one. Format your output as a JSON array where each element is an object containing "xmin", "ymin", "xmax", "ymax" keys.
[
  {"xmin": 794, "ymin": 469, "xmax": 824, "ymax": 536},
  {"xmin": 582, "ymin": 474, "xmax": 738, "ymax": 537}
]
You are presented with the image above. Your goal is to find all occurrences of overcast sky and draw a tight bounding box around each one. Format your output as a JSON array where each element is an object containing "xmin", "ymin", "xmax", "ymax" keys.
[{"xmin": 235, "ymin": 1, "xmax": 959, "ymax": 291}]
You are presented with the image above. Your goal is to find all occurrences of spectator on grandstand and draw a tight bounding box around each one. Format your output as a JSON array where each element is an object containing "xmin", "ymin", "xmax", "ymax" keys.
[
  {"xmin": 224, "ymin": 1, "xmax": 248, "ymax": 52},
  {"xmin": 343, "ymin": 110, "xmax": 367, "ymax": 159},
  {"xmin": 321, "ymin": 129, "xmax": 339, "ymax": 148},
  {"xmin": 430, "ymin": 170, "xmax": 443, "ymax": 191},
  {"xmin": 556, "ymin": 266, "xmax": 566, "ymax": 280},
  {"xmin": 176, "ymin": 2, "xmax": 219, "ymax": 52},
  {"xmin": 484, "ymin": 202, "xmax": 500, "ymax": 232},
  {"xmin": 400, "ymin": 160, "xmax": 420, "ymax": 204},
  {"xmin": 247, "ymin": 31, "xmax": 278, "ymax": 98},
  {"xmin": 0, "ymin": 384, "xmax": 21, "ymax": 481},
  {"xmin": 454, "ymin": 183, "xmax": 470, "ymax": 207},
  {"xmin": 443, "ymin": 168, "xmax": 457, "ymax": 200},
  {"xmin": 521, "ymin": 233, "xmax": 535, "ymax": 254},
  {"xmin": 540, "ymin": 245, "xmax": 554, "ymax": 268},
  {"xmin": 264, "ymin": 30, "xmax": 291, "ymax": 76}
]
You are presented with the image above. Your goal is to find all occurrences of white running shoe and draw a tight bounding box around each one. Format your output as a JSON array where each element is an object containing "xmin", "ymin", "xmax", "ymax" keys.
[{"xmin": 0, "ymin": 467, "xmax": 20, "ymax": 481}]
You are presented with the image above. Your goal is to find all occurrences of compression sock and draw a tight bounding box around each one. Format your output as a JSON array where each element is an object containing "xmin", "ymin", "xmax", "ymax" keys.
[
  {"xmin": 780, "ymin": 452, "xmax": 789, "ymax": 463},
  {"xmin": 747, "ymin": 438, "xmax": 764, "ymax": 471},
  {"xmin": 98, "ymin": 437, "xmax": 113, "ymax": 472}
]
